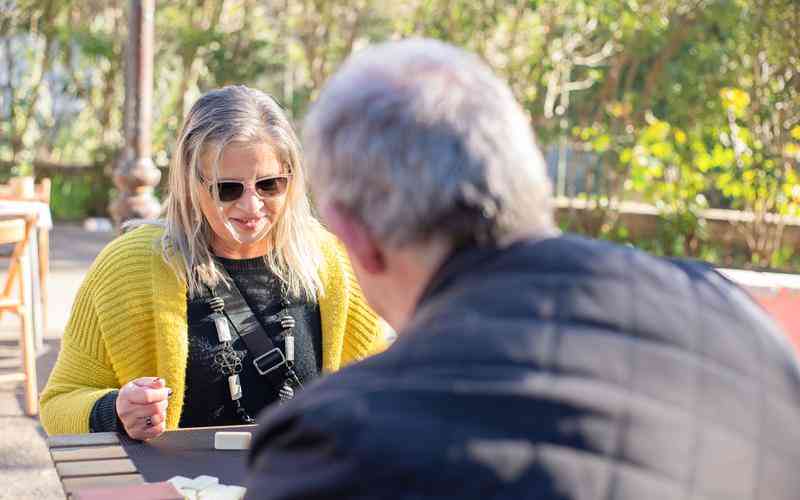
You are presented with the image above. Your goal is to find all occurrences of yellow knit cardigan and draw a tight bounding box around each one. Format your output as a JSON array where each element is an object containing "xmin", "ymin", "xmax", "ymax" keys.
[{"xmin": 40, "ymin": 225, "xmax": 385, "ymax": 435}]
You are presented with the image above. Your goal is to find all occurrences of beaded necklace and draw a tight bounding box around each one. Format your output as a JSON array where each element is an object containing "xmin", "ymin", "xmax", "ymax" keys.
[{"xmin": 205, "ymin": 288, "xmax": 303, "ymax": 424}]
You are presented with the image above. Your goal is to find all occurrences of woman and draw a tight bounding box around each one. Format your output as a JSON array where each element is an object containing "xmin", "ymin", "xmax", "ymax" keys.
[{"xmin": 40, "ymin": 86, "xmax": 386, "ymax": 440}]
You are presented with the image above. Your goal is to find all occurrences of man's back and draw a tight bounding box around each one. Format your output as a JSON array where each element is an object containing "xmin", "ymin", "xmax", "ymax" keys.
[{"xmin": 247, "ymin": 235, "xmax": 800, "ymax": 499}]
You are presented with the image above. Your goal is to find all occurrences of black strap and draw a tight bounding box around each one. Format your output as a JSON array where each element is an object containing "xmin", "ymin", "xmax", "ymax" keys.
[{"xmin": 206, "ymin": 276, "xmax": 288, "ymax": 378}]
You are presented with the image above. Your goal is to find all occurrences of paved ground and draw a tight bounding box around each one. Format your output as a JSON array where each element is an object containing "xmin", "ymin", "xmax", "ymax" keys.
[{"xmin": 0, "ymin": 224, "xmax": 114, "ymax": 500}]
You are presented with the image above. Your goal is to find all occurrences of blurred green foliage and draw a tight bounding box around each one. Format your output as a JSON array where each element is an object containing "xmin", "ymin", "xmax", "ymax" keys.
[
  {"xmin": 49, "ymin": 171, "xmax": 113, "ymax": 220},
  {"xmin": 1, "ymin": 0, "xmax": 798, "ymax": 269}
]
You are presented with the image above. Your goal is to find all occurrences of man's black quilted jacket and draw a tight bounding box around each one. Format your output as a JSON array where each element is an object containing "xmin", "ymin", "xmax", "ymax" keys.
[{"xmin": 247, "ymin": 235, "xmax": 800, "ymax": 500}]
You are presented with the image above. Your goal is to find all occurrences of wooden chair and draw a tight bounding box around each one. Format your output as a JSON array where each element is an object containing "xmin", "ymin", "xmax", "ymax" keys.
[
  {"xmin": 0, "ymin": 177, "xmax": 49, "ymax": 201},
  {"xmin": 34, "ymin": 178, "xmax": 50, "ymax": 333},
  {"xmin": 0, "ymin": 216, "xmax": 38, "ymax": 416},
  {"xmin": 0, "ymin": 177, "xmax": 51, "ymax": 332}
]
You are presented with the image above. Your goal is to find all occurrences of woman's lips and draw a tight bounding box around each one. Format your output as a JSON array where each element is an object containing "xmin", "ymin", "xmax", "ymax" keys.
[{"xmin": 230, "ymin": 217, "xmax": 264, "ymax": 230}]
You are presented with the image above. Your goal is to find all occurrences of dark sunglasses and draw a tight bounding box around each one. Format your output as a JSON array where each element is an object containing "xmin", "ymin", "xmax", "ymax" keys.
[{"xmin": 199, "ymin": 174, "xmax": 292, "ymax": 202}]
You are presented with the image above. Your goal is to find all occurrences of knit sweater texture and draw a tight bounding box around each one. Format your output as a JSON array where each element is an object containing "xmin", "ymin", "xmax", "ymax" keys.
[{"xmin": 40, "ymin": 225, "xmax": 386, "ymax": 435}]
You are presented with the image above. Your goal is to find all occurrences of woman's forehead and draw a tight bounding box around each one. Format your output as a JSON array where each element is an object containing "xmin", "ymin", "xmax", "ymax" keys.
[{"xmin": 201, "ymin": 141, "xmax": 287, "ymax": 178}]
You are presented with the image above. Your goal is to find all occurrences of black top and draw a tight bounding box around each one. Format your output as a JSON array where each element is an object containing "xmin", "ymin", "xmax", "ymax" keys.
[
  {"xmin": 180, "ymin": 256, "xmax": 322, "ymax": 427},
  {"xmin": 89, "ymin": 256, "xmax": 322, "ymax": 433},
  {"xmin": 247, "ymin": 235, "xmax": 800, "ymax": 500}
]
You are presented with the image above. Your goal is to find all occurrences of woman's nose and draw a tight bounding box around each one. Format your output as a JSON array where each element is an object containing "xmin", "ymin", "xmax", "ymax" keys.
[{"xmin": 235, "ymin": 185, "xmax": 264, "ymax": 211}]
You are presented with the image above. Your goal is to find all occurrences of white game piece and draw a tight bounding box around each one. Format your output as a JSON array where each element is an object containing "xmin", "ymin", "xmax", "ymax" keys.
[
  {"xmin": 225, "ymin": 485, "xmax": 247, "ymax": 500},
  {"xmin": 179, "ymin": 489, "xmax": 198, "ymax": 500},
  {"xmin": 214, "ymin": 431, "xmax": 252, "ymax": 450},
  {"xmin": 192, "ymin": 475, "xmax": 220, "ymax": 491},
  {"xmin": 168, "ymin": 476, "xmax": 195, "ymax": 490},
  {"xmin": 198, "ymin": 484, "xmax": 240, "ymax": 500}
]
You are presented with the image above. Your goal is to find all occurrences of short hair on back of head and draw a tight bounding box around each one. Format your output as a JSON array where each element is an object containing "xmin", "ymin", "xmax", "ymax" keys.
[{"xmin": 303, "ymin": 38, "xmax": 554, "ymax": 248}]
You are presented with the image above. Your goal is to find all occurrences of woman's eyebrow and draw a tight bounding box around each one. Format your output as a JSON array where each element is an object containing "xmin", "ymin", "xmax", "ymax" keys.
[{"xmin": 215, "ymin": 174, "xmax": 286, "ymax": 181}]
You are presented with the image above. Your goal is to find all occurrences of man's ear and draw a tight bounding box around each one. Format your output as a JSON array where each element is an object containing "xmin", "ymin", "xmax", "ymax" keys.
[{"xmin": 321, "ymin": 202, "xmax": 387, "ymax": 274}]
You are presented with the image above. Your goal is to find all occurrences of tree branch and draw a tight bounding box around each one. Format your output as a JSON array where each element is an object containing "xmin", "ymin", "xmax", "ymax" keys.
[
  {"xmin": 14, "ymin": 27, "xmax": 54, "ymax": 161},
  {"xmin": 636, "ymin": 10, "xmax": 701, "ymax": 122}
]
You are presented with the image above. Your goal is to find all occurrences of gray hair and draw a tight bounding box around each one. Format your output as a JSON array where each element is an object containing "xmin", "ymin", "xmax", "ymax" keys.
[
  {"xmin": 303, "ymin": 38, "xmax": 554, "ymax": 248},
  {"xmin": 163, "ymin": 85, "xmax": 323, "ymax": 300}
]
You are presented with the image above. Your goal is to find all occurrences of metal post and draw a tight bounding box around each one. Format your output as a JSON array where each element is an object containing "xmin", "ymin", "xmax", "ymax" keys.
[
  {"xmin": 556, "ymin": 119, "xmax": 568, "ymax": 199},
  {"xmin": 109, "ymin": 0, "xmax": 161, "ymax": 225}
]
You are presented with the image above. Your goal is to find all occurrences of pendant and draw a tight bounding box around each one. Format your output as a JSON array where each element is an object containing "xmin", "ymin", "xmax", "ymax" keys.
[
  {"xmin": 280, "ymin": 313, "xmax": 295, "ymax": 364},
  {"xmin": 214, "ymin": 314, "xmax": 232, "ymax": 342},
  {"xmin": 284, "ymin": 334, "xmax": 295, "ymax": 363},
  {"xmin": 228, "ymin": 374, "xmax": 243, "ymax": 400}
]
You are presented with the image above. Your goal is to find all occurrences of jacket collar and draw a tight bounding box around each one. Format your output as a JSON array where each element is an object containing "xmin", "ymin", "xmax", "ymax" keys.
[
  {"xmin": 415, "ymin": 244, "xmax": 499, "ymax": 312},
  {"xmin": 413, "ymin": 234, "xmax": 561, "ymax": 316}
]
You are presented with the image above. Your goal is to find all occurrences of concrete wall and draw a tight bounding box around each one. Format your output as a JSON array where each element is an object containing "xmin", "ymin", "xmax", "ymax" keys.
[
  {"xmin": 555, "ymin": 200, "xmax": 800, "ymax": 355},
  {"xmin": 555, "ymin": 198, "xmax": 800, "ymax": 253}
]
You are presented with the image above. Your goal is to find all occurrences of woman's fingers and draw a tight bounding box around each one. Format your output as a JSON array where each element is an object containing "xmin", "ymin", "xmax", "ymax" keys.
[
  {"xmin": 137, "ymin": 419, "xmax": 167, "ymax": 441},
  {"xmin": 143, "ymin": 406, "xmax": 166, "ymax": 427},
  {"xmin": 127, "ymin": 412, "xmax": 167, "ymax": 441},
  {"xmin": 131, "ymin": 376, "xmax": 165, "ymax": 389},
  {"xmin": 118, "ymin": 398, "xmax": 168, "ymax": 420},
  {"xmin": 121, "ymin": 382, "xmax": 172, "ymax": 405},
  {"xmin": 131, "ymin": 386, "xmax": 172, "ymax": 404},
  {"xmin": 117, "ymin": 378, "xmax": 171, "ymax": 440},
  {"xmin": 118, "ymin": 400, "xmax": 167, "ymax": 424},
  {"xmin": 118, "ymin": 400, "xmax": 168, "ymax": 441}
]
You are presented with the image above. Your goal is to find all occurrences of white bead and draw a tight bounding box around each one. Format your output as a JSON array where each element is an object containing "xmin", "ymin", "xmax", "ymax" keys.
[
  {"xmin": 214, "ymin": 316, "xmax": 232, "ymax": 342},
  {"xmin": 285, "ymin": 335, "xmax": 295, "ymax": 362},
  {"xmin": 228, "ymin": 374, "xmax": 242, "ymax": 401}
]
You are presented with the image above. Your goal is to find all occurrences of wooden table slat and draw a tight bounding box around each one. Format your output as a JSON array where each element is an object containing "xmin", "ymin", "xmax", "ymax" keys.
[
  {"xmin": 47, "ymin": 432, "xmax": 120, "ymax": 448},
  {"xmin": 57, "ymin": 458, "xmax": 138, "ymax": 478},
  {"xmin": 51, "ymin": 445, "xmax": 129, "ymax": 462},
  {"xmin": 61, "ymin": 474, "xmax": 145, "ymax": 496},
  {"xmin": 46, "ymin": 425, "xmax": 257, "ymax": 496}
]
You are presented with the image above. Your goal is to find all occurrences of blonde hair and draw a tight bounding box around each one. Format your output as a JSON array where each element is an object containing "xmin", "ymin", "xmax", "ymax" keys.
[{"xmin": 162, "ymin": 85, "xmax": 324, "ymax": 300}]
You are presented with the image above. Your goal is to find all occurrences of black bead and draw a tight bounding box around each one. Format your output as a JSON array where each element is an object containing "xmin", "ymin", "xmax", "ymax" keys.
[{"xmin": 207, "ymin": 296, "xmax": 225, "ymax": 313}]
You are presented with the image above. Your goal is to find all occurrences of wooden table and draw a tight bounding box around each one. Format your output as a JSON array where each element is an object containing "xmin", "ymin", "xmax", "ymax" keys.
[{"xmin": 46, "ymin": 425, "xmax": 256, "ymax": 498}]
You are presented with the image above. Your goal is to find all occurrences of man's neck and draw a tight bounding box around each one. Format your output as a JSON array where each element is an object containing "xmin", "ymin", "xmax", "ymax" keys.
[
  {"xmin": 388, "ymin": 230, "xmax": 558, "ymax": 330},
  {"xmin": 383, "ymin": 239, "xmax": 453, "ymax": 332}
]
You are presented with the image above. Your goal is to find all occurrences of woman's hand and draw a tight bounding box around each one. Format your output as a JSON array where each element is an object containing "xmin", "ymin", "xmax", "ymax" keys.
[{"xmin": 116, "ymin": 377, "xmax": 171, "ymax": 441}]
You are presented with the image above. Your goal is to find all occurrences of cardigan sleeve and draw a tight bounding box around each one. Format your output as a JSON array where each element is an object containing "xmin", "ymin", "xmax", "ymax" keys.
[
  {"xmin": 39, "ymin": 260, "xmax": 121, "ymax": 435},
  {"xmin": 340, "ymin": 279, "xmax": 389, "ymax": 366},
  {"xmin": 328, "ymin": 237, "xmax": 389, "ymax": 367},
  {"xmin": 39, "ymin": 225, "xmax": 163, "ymax": 435}
]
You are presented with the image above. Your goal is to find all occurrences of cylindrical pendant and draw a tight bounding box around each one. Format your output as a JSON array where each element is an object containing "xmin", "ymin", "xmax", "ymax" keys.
[
  {"xmin": 214, "ymin": 315, "xmax": 232, "ymax": 342},
  {"xmin": 285, "ymin": 334, "xmax": 295, "ymax": 362},
  {"xmin": 228, "ymin": 374, "xmax": 243, "ymax": 400}
]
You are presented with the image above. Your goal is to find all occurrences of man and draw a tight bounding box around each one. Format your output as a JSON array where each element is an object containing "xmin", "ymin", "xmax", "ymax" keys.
[{"xmin": 246, "ymin": 39, "xmax": 800, "ymax": 499}]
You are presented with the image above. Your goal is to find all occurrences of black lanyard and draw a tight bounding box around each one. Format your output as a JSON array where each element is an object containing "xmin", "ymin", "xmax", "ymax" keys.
[
  {"xmin": 207, "ymin": 275, "xmax": 289, "ymax": 377},
  {"xmin": 199, "ymin": 267, "xmax": 302, "ymax": 410}
]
